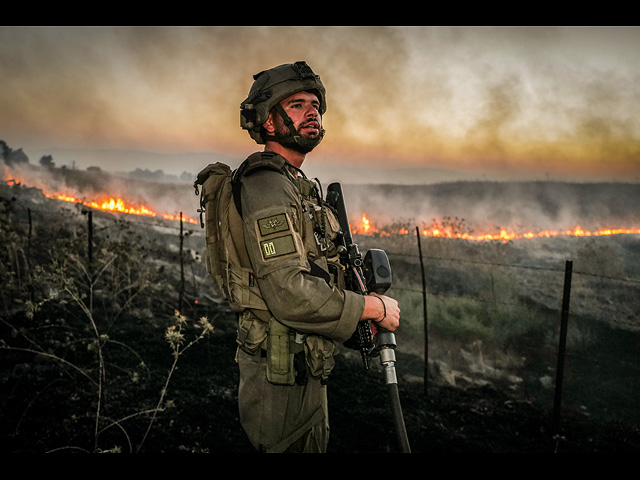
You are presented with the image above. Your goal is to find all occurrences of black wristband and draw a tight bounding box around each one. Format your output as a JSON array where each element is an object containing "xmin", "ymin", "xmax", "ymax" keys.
[{"xmin": 373, "ymin": 296, "xmax": 386, "ymax": 324}]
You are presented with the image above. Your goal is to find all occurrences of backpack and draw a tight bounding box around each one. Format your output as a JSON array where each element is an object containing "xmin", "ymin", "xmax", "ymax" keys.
[{"xmin": 193, "ymin": 153, "xmax": 294, "ymax": 313}]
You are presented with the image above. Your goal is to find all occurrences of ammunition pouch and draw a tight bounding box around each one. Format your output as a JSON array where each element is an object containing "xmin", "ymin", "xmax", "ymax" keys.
[
  {"xmin": 266, "ymin": 318, "xmax": 338, "ymax": 386},
  {"xmin": 304, "ymin": 335, "xmax": 337, "ymax": 382},
  {"xmin": 236, "ymin": 310, "xmax": 337, "ymax": 386},
  {"xmin": 236, "ymin": 309, "xmax": 269, "ymax": 355},
  {"xmin": 266, "ymin": 317, "xmax": 296, "ymax": 385}
]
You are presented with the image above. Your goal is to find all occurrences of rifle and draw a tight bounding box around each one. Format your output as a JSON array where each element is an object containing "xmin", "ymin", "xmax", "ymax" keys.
[
  {"xmin": 325, "ymin": 182, "xmax": 411, "ymax": 453},
  {"xmin": 326, "ymin": 183, "xmax": 390, "ymax": 368}
]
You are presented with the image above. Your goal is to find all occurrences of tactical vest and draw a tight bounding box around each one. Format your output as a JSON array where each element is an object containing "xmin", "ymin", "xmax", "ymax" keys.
[{"xmin": 195, "ymin": 152, "xmax": 342, "ymax": 385}]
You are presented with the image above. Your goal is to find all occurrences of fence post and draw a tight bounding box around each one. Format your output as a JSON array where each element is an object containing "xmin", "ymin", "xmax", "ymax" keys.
[
  {"xmin": 27, "ymin": 208, "xmax": 34, "ymax": 302},
  {"xmin": 179, "ymin": 212, "xmax": 185, "ymax": 311},
  {"xmin": 552, "ymin": 260, "xmax": 573, "ymax": 434},
  {"xmin": 416, "ymin": 226, "xmax": 429, "ymax": 395},
  {"xmin": 27, "ymin": 207, "xmax": 32, "ymax": 253},
  {"xmin": 87, "ymin": 210, "xmax": 93, "ymax": 271}
]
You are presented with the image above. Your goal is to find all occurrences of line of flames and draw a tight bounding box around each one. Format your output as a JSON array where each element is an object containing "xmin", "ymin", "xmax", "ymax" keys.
[
  {"xmin": 351, "ymin": 213, "xmax": 640, "ymax": 242},
  {"xmin": 6, "ymin": 167, "xmax": 639, "ymax": 240},
  {"xmin": 3, "ymin": 166, "xmax": 198, "ymax": 224}
]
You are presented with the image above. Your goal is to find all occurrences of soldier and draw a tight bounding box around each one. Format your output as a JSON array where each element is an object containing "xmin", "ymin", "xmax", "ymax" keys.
[{"xmin": 231, "ymin": 61, "xmax": 400, "ymax": 452}]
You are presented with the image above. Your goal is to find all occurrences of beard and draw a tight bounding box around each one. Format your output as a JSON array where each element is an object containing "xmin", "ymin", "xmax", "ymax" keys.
[
  {"xmin": 272, "ymin": 118, "xmax": 323, "ymax": 154},
  {"xmin": 274, "ymin": 118, "xmax": 320, "ymax": 139}
]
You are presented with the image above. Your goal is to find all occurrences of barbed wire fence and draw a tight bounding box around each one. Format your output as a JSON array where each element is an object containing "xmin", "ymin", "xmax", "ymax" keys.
[{"xmin": 354, "ymin": 229, "xmax": 640, "ymax": 431}]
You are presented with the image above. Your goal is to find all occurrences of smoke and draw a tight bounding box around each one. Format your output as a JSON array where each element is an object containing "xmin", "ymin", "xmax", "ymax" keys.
[
  {"xmin": 5, "ymin": 156, "xmax": 640, "ymax": 238},
  {"xmin": 2, "ymin": 26, "xmax": 640, "ymax": 181},
  {"xmin": 4, "ymin": 161, "xmax": 197, "ymax": 221},
  {"xmin": 342, "ymin": 181, "xmax": 640, "ymax": 234}
]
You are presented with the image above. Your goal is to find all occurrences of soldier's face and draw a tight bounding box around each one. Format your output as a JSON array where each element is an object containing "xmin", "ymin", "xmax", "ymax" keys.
[{"xmin": 272, "ymin": 91, "xmax": 322, "ymax": 139}]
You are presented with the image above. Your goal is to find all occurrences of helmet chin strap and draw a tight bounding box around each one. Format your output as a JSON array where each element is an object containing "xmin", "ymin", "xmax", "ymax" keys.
[{"xmin": 265, "ymin": 103, "xmax": 325, "ymax": 153}]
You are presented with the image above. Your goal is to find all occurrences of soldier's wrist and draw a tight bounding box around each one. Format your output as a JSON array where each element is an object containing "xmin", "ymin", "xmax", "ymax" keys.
[{"xmin": 373, "ymin": 296, "xmax": 386, "ymax": 324}]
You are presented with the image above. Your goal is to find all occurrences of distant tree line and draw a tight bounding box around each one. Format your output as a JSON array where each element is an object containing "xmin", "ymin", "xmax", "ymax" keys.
[
  {"xmin": 126, "ymin": 168, "xmax": 194, "ymax": 184},
  {"xmin": 1, "ymin": 140, "xmax": 29, "ymax": 166},
  {"xmin": 1, "ymin": 140, "xmax": 55, "ymax": 169},
  {"xmin": 2, "ymin": 140, "xmax": 193, "ymax": 183}
]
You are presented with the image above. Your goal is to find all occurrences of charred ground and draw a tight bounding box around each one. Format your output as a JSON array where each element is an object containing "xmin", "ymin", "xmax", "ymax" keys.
[
  {"xmin": 1, "ymin": 173, "xmax": 640, "ymax": 454},
  {"xmin": 3, "ymin": 306, "xmax": 639, "ymax": 454}
]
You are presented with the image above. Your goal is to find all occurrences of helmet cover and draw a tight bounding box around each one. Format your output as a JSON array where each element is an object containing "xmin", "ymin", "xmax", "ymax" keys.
[{"xmin": 240, "ymin": 61, "xmax": 326, "ymax": 145}]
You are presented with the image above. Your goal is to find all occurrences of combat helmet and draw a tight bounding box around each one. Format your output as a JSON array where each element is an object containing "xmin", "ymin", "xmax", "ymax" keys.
[{"xmin": 240, "ymin": 61, "xmax": 326, "ymax": 152}]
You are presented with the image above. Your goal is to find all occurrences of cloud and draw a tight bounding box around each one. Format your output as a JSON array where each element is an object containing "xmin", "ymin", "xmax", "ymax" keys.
[{"xmin": 1, "ymin": 26, "xmax": 640, "ymax": 181}]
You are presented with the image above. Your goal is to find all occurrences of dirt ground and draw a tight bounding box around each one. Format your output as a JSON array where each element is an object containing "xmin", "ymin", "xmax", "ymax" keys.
[
  {"xmin": 3, "ymin": 297, "xmax": 640, "ymax": 454},
  {"xmin": 153, "ymin": 312, "xmax": 640, "ymax": 454},
  {"xmin": 198, "ymin": 314, "xmax": 640, "ymax": 454}
]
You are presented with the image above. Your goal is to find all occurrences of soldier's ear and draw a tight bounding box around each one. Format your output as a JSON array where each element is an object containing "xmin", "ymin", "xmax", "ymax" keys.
[{"xmin": 262, "ymin": 111, "xmax": 275, "ymax": 134}]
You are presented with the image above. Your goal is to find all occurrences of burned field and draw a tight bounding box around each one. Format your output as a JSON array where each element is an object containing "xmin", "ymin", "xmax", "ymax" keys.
[{"xmin": 2, "ymin": 165, "xmax": 640, "ymax": 453}]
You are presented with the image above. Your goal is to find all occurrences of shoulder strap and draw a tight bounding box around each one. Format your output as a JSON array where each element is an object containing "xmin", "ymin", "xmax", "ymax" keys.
[{"xmin": 231, "ymin": 151, "xmax": 299, "ymax": 218}]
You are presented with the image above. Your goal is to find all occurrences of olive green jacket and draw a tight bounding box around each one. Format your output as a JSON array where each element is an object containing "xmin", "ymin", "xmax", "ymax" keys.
[{"xmin": 239, "ymin": 155, "xmax": 365, "ymax": 342}]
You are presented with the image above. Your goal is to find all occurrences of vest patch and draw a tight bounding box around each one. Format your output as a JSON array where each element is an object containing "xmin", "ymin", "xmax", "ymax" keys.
[
  {"xmin": 258, "ymin": 213, "xmax": 290, "ymax": 236},
  {"xmin": 260, "ymin": 234, "xmax": 297, "ymax": 259}
]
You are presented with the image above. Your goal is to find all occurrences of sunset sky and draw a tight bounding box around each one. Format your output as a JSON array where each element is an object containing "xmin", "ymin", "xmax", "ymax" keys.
[{"xmin": 2, "ymin": 26, "xmax": 640, "ymax": 184}]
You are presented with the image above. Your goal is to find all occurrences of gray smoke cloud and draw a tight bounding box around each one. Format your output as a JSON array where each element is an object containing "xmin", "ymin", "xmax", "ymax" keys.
[{"xmin": 1, "ymin": 26, "xmax": 640, "ymax": 182}]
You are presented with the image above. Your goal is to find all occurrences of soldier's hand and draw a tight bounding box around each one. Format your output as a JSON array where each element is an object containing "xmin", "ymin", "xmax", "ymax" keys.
[{"xmin": 368, "ymin": 293, "xmax": 400, "ymax": 332}]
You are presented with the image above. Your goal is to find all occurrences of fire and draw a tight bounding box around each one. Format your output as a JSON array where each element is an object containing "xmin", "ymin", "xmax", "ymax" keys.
[
  {"xmin": 4, "ymin": 166, "xmax": 17, "ymax": 185},
  {"xmin": 360, "ymin": 213, "xmax": 372, "ymax": 234},
  {"xmin": 5, "ymin": 166, "xmax": 639, "ymax": 236},
  {"xmin": 4, "ymin": 166, "xmax": 198, "ymax": 224},
  {"xmin": 353, "ymin": 212, "xmax": 640, "ymax": 242}
]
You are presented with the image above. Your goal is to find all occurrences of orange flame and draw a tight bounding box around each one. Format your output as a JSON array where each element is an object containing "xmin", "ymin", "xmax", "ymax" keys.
[
  {"xmin": 360, "ymin": 213, "xmax": 372, "ymax": 234},
  {"xmin": 4, "ymin": 166, "xmax": 198, "ymax": 224},
  {"xmin": 4, "ymin": 166, "xmax": 18, "ymax": 185},
  {"xmin": 353, "ymin": 212, "xmax": 640, "ymax": 242}
]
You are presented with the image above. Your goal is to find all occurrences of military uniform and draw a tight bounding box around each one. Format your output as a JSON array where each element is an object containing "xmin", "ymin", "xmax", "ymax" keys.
[
  {"xmin": 194, "ymin": 60, "xmax": 366, "ymax": 452},
  {"xmin": 232, "ymin": 151, "xmax": 364, "ymax": 452}
]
